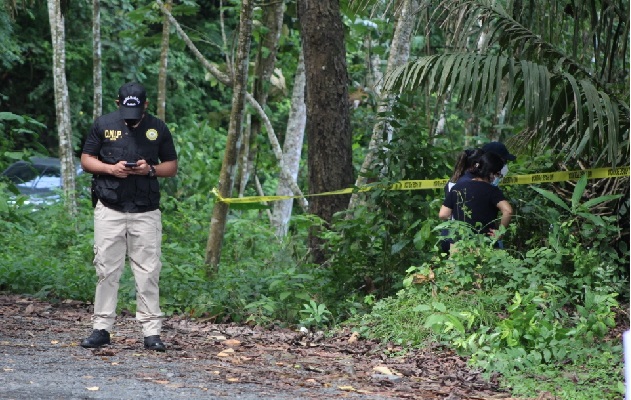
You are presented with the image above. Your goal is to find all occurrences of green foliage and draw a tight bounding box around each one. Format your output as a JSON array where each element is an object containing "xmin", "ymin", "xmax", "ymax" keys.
[
  {"xmin": 524, "ymin": 175, "xmax": 628, "ymax": 299},
  {"xmin": 500, "ymin": 350, "xmax": 624, "ymax": 400},
  {"xmin": 350, "ymin": 288, "xmax": 437, "ymax": 345},
  {"xmin": 419, "ymin": 301, "xmax": 467, "ymax": 337},
  {"xmin": 0, "ymin": 2, "xmax": 22, "ymax": 69},
  {"xmin": 391, "ymin": 0, "xmax": 628, "ymax": 166},
  {"xmin": 345, "ymin": 181, "xmax": 626, "ymax": 399},
  {"xmin": 161, "ymin": 120, "xmax": 226, "ymax": 202},
  {"xmin": 240, "ymin": 265, "xmax": 318, "ymax": 325},
  {"xmin": 0, "ymin": 113, "xmax": 49, "ymax": 167},
  {"xmin": 0, "ymin": 198, "xmax": 96, "ymax": 300},
  {"xmin": 299, "ymin": 300, "xmax": 333, "ymax": 330},
  {"xmin": 0, "ymin": 192, "xmax": 335, "ymax": 327},
  {"xmin": 327, "ymin": 94, "xmax": 454, "ymax": 300}
]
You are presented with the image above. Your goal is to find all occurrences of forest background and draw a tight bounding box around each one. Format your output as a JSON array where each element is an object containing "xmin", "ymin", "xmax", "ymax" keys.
[{"xmin": 0, "ymin": 1, "xmax": 629, "ymax": 399}]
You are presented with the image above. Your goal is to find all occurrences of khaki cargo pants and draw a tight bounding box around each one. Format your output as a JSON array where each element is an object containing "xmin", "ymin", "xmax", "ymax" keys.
[{"xmin": 91, "ymin": 201, "xmax": 163, "ymax": 337}]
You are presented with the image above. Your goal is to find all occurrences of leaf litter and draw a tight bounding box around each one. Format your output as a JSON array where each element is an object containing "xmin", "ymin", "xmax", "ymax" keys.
[{"xmin": 0, "ymin": 293, "xmax": 544, "ymax": 399}]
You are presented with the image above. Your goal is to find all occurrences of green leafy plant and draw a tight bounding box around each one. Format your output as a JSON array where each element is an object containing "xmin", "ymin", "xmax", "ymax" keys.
[
  {"xmin": 417, "ymin": 301, "xmax": 469, "ymax": 338},
  {"xmin": 529, "ymin": 174, "xmax": 628, "ymax": 299},
  {"xmin": 299, "ymin": 300, "xmax": 333, "ymax": 330}
]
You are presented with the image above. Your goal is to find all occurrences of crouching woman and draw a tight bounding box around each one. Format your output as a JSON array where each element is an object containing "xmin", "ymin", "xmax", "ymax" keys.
[{"xmin": 438, "ymin": 152, "xmax": 513, "ymax": 251}]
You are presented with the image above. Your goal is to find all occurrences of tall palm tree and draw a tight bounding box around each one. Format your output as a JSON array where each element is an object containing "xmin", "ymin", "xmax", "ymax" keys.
[{"xmin": 383, "ymin": 0, "xmax": 629, "ymax": 167}]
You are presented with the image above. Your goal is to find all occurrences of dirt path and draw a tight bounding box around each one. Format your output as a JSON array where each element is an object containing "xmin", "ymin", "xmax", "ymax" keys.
[{"xmin": 0, "ymin": 293, "xmax": 525, "ymax": 399}]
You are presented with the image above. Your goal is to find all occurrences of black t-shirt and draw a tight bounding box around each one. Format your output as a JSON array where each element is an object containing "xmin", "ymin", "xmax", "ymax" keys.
[
  {"xmin": 443, "ymin": 180, "xmax": 506, "ymax": 234},
  {"xmin": 82, "ymin": 110, "xmax": 178, "ymax": 212},
  {"xmin": 443, "ymin": 171, "xmax": 475, "ymax": 198}
]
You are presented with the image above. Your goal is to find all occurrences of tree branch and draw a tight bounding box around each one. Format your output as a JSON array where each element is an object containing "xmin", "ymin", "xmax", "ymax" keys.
[{"xmin": 155, "ymin": 0, "xmax": 307, "ymax": 209}]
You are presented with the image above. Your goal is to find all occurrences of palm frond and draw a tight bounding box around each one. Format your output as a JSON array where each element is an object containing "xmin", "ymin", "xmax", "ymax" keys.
[
  {"xmin": 383, "ymin": 52, "xmax": 628, "ymax": 165},
  {"xmin": 388, "ymin": 0, "xmax": 628, "ymax": 166}
]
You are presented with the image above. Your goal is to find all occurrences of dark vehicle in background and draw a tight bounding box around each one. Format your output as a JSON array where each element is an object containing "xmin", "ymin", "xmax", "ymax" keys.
[{"xmin": 1, "ymin": 157, "xmax": 83, "ymax": 206}]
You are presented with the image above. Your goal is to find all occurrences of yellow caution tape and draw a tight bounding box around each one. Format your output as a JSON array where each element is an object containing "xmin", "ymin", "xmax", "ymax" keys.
[{"xmin": 213, "ymin": 166, "xmax": 630, "ymax": 204}]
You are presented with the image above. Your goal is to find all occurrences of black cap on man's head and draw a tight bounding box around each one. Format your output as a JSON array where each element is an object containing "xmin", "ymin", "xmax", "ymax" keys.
[
  {"xmin": 482, "ymin": 141, "xmax": 516, "ymax": 161},
  {"xmin": 118, "ymin": 82, "xmax": 146, "ymax": 120}
]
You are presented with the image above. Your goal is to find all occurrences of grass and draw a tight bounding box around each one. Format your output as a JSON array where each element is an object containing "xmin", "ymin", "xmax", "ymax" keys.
[{"xmin": 499, "ymin": 349, "xmax": 625, "ymax": 399}]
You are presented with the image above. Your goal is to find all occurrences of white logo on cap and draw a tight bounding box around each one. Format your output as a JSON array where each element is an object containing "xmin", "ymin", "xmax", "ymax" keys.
[{"xmin": 122, "ymin": 96, "xmax": 141, "ymax": 107}]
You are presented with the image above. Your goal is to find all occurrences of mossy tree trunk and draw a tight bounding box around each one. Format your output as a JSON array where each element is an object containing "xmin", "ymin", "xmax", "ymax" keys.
[{"xmin": 205, "ymin": 0, "xmax": 254, "ymax": 274}]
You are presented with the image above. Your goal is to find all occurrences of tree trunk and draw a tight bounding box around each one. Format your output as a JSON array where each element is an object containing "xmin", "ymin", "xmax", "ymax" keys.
[
  {"xmin": 348, "ymin": 0, "xmax": 418, "ymax": 211},
  {"xmin": 92, "ymin": 0, "xmax": 102, "ymax": 119},
  {"xmin": 157, "ymin": 0, "xmax": 307, "ymax": 208},
  {"xmin": 239, "ymin": 0, "xmax": 285, "ymax": 193},
  {"xmin": 205, "ymin": 0, "xmax": 254, "ymax": 274},
  {"xmin": 238, "ymin": 113, "xmax": 251, "ymax": 197},
  {"xmin": 157, "ymin": 0, "xmax": 172, "ymax": 121},
  {"xmin": 47, "ymin": 0, "xmax": 77, "ymax": 217},
  {"xmin": 298, "ymin": 0, "xmax": 354, "ymax": 264},
  {"xmin": 272, "ymin": 50, "xmax": 306, "ymax": 237}
]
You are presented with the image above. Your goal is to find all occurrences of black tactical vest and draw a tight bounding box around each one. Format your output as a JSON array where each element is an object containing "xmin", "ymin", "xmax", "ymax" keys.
[{"xmin": 92, "ymin": 115, "xmax": 161, "ymax": 213}]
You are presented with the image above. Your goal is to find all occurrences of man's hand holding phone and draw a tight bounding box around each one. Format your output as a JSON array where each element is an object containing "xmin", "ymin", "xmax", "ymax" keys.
[
  {"xmin": 111, "ymin": 160, "xmax": 148, "ymax": 177},
  {"xmin": 124, "ymin": 160, "xmax": 150, "ymax": 176}
]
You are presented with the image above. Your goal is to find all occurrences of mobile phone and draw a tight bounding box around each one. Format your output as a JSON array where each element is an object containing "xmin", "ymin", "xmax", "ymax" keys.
[{"xmin": 124, "ymin": 162, "xmax": 138, "ymax": 168}]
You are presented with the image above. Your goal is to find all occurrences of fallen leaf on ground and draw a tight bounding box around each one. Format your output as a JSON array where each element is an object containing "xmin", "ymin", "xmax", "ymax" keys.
[
  {"xmin": 372, "ymin": 366, "xmax": 395, "ymax": 375},
  {"xmin": 217, "ymin": 348, "xmax": 235, "ymax": 357},
  {"xmin": 0, "ymin": 293, "xmax": 523, "ymax": 400}
]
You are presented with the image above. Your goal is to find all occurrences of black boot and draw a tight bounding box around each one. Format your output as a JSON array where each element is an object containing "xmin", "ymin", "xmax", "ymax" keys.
[
  {"xmin": 144, "ymin": 335, "xmax": 166, "ymax": 352},
  {"xmin": 80, "ymin": 329, "xmax": 110, "ymax": 348}
]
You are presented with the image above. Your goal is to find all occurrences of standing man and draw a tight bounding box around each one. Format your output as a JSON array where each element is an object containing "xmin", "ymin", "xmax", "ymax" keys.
[{"xmin": 80, "ymin": 82, "xmax": 178, "ymax": 352}]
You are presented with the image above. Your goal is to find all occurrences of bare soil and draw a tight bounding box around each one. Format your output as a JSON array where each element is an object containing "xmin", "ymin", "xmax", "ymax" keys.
[{"xmin": 0, "ymin": 293, "xmax": 541, "ymax": 399}]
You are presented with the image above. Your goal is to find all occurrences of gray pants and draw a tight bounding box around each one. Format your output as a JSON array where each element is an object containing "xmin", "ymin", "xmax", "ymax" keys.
[{"xmin": 91, "ymin": 201, "xmax": 163, "ymax": 337}]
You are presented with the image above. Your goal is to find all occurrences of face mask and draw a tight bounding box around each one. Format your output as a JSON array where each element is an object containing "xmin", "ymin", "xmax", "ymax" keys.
[
  {"xmin": 500, "ymin": 164, "xmax": 509, "ymax": 177},
  {"xmin": 125, "ymin": 119, "xmax": 140, "ymax": 127},
  {"xmin": 491, "ymin": 176, "xmax": 501, "ymax": 186}
]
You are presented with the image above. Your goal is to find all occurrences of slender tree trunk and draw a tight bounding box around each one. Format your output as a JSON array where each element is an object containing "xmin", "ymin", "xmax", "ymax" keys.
[
  {"xmin": 272, "ymin": 50, "xmax": 306, "ymax": 237},
  {"xmin": 239, "ymin": 0, "xmax": 285, "ymax": 193},
  {"xmin": 254, "ymin": 174, "xmax": 273, "ymax": 223},
  {"xmin": 92, "ymin": 0, "xmax": 102, "ymax": 119},
  {"xmin": 47, "ymin": 0, "xmax": 76, "ymax": 217},
  {"xmin": 157, "ymin": 0, "xmax": 172, "ymax": 121},
  {"xmin": 298, "ymin": 0, "xmax": 354, "ymax": 264},
  {"xmin": 349, "ymin": 0, "xmax": 417, "ymax": 210},
  {"xmin": 238, "ymin": 113, "xmax": 251, "ymax": 197},
  {"xmin": 364, "ymin": 36, "xmax": 382, "ymax": 99},
  {"xmin": 205, "ymin": 0, "xmax": 254, "ymax": 274},
  {"xmin": 157, "ymin": 0, "xmax": 307, "ymax": 209}
]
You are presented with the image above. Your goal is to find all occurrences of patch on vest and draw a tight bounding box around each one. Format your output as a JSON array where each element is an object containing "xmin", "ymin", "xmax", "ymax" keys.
[
  {"xmin": 105, "ymin": 130, "xmax": 122, "ymax": 140},
  {"xmin": 146, "ymin": 129, "xmax": 158, "ymax": 141}
]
